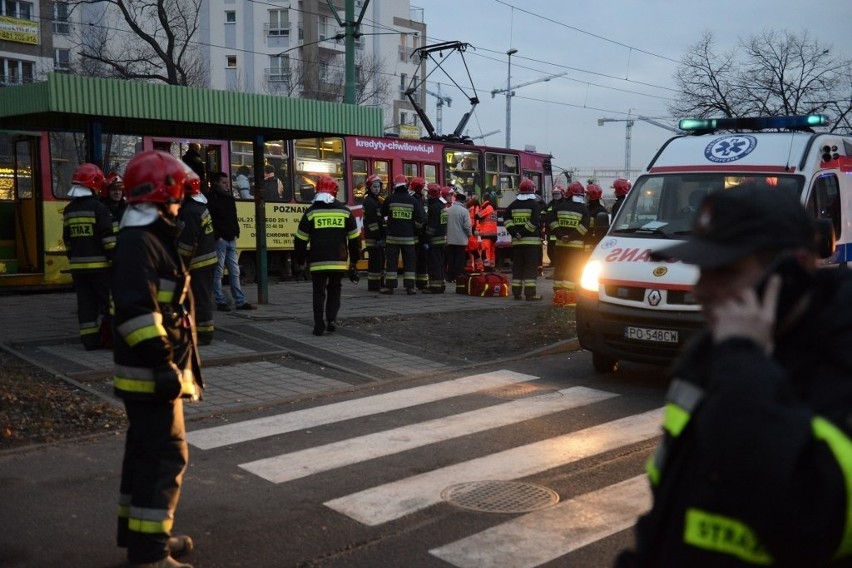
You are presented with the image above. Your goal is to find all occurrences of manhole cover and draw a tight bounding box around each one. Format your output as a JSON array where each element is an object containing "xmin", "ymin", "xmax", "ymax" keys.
[
  {"xmin": 484, "ymin": 384, "xmax": 561, "ymax": 400},
  {"xmin": 441, "ymin": 480, "xmax": 560, "ymax": 514}
]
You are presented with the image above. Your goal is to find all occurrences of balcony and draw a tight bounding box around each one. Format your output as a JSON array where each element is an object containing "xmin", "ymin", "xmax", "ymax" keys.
[
  {"xmin": 264, "ymin": 23, "xmax": 290, "ymax": 37},
  {"xmin": 265, "ymin": 68, "xmax": 291, "ymax": 83}
]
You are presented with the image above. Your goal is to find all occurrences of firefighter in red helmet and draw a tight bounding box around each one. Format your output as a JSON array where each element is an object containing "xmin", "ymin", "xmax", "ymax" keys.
[
  {"xmin": 294, "ymin": 175, "xmax": 362, "ymax": 336},
  {"xmin": 362, "ymin": 174, "xmax": 386, "ymax": 291},
  {"xmin": 409, "ymin": 177, "xmax": 430, "ymax": 289},
  {"xmin": 63, "ymin": 162, "xmax": 115, "ymax": 350},
  {"xmin": 547, "ymin": 181, "xmax": 589, "ymax": 305},
  {"xmin": 422, "ymin": 183, "xmax": 448, "ymax": 292},
  {"xmin": 112, "ymin": 150, "xmax": 203, "ymax": 568},
  {"xmin": 585, "ymin": 182, "xmax": 609, "ymax": 248},
  {"xmin": 504, "ymin": 178, "xmax": 544, "ymax": 300},
  {"xmin": 381, "ymin": 173, "xmax": 425, "ymax": 294},
  {"xmin": 611, "ymin": 178, "xmax": 632, "ymax": 218}
]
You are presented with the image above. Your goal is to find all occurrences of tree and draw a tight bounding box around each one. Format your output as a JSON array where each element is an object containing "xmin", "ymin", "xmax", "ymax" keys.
[
  {"xmin": 670, "ymin": 30, "xmax": 851, "ymax": 133},
  {"xmin": 71, "ymin": 0, "xmax": 206, "ymax": 87}
]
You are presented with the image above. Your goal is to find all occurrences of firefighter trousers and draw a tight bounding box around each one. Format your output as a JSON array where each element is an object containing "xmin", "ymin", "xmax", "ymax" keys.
[
  {"xmin": 384, "ymin": 243, "xmax": 416, "ymax": 290},
  {"xmin": 72, "ymin": 270, "xmax": 111, "ymax": 350},
  {"xmin": 426, "ymin": 244, "xmax": 446, "ymax": 291},
  {"xmin": 366, "ymin": 245, "xmax": 385, "ymax": 291},
  {"xmin": 311, "ymin": 271, "xmax": 344, "ymax": 326},
  {"xmin": 511, "ymin": 245, "xmax": 540, "ymax": 298},
  {"xmin": 117, "ymin": 398, "xmax": 188, "ymax": 564},
  {"xmin": 191, "ymin": 267, "xmax": 215, "ymax": 345}
]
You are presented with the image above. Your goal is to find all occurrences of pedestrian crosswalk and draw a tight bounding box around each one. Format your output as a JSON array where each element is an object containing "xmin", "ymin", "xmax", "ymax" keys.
[{"xmin": 187, "ymin": 369, "xmax": 662, "ymax": 565}]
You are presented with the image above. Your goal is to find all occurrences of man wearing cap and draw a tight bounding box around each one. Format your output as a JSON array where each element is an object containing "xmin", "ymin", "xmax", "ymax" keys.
[
  {"xmin": 618, "ymin": 186, "xmax": 852, "ymax": 566},
  {"xmin": 445, "ymin": 190, "xmax": 472, "ymax": 283}
]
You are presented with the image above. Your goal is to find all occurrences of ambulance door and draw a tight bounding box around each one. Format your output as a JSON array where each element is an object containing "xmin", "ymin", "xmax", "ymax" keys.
[{"xmin": 805, "ymin": 172, "xmax": 845, "ymax": 266}]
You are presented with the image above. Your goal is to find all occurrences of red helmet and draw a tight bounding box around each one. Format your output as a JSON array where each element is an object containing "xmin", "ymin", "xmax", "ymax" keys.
[
  {"xmin": 426, "ymin": 183, "xmax": 441, "ymax": 199},
  {"xmin": 440, "ymin": 186, "xmax": 452, "ymax": 200},
  {"xmin": 552, "ymin": 184, "xmax": 565, "ymax": 197},
  {"xmin": 72, "ymin": 163, "xmax": 106, "ymax": 193},
  {"xmin": 100, "ymin": 172, "xmax": 123, "ymax": 198},
  {"xmin": 518, "ymin": 178, "xmax": 536, "ymax": 194},
  {"xmin": 585, "ymin": 183, "xmax": 603, "ymax": 201},
  {"xmin": 123, "ymin": 150, "xmax": 188, "ymax": 205},
  {"xmin": 613, "ymin": 178, "xmax": 632, "ymax": 197},
  {"xmin": 567, "ymin": 181, "xmax": 585, "ymax": 196},
  {"xmin": 393, "ymin": 174, "xmax": 408, "ymax": 188},
  {"xmin": 366, "ymin": 174, "xmax": 382, "ymax": 187},
  {"xmin": 316, "ymin": 175, "xmax": 339, "ymax": 198},
  {"xmin": 409, "ymin": 177, "xmax": 426, "ymax": 192}
]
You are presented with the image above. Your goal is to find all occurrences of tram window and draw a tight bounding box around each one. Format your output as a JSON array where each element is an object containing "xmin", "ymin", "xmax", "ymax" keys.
[
  {"xmin": 423, "ymin": 163, "xmax": 437, "ymax": 184},
  {"xmin": 293, "ymin": 136, "xmax": 345, "ymax": 203},
  {"xmin": 485, "ymin": 152, "xmax": 519, "ymax": 195},
  {"xmin": 403, "ymin": 162, "xmax": 418, "ymax": 179},
  {"xmin": 445, "ymin": 149, "xmax": 481, "ymax": 197},
  {"xmin": 352, "ymin": 158, "xmax": 367, "ymax": 203}
]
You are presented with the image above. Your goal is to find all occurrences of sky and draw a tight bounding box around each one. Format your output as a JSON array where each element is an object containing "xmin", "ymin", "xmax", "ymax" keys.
[{"xmin": 406, "ymin": 0, "xmax": 852, "ymax": 180}]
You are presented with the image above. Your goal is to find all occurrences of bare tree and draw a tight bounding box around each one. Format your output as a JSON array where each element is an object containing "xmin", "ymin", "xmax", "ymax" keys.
[
  {"xmin": 71, "ymin": 0, "xmax": 206, "ymax": 87},
  {"xmin": 669, "ymin": 30, "xmax": 852, "ymax": 132}
]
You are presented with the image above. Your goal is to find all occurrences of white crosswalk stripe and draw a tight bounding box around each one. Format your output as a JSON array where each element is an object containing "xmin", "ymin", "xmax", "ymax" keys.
[
  {"xmin": 188, "ymin": 369, "xmax": 662, "ymax": 565},
  {"xmin": 429, "ymin": 475, "xmax": 651, "ymax": 568},
  {"xmin": 239, "ymin": 386, "xmax": 618, "ymax": 483},
  {"xmin": 324, "ymin": 408, "xmax": 662, "ymax": 526}
]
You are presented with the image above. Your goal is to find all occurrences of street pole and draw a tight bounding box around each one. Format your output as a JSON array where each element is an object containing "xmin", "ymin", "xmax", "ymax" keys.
[
  {"xmin": 505, "ymin": 48, "xmax": 517, "ymax": 149},
  {"xmin": 343, "ymin": 0, "xmax": 355, "ymax": 104}
]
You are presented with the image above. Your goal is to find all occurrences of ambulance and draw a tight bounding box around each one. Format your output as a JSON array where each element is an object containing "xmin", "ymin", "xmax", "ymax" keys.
[{"xmin": 576, "ymin": 114, "xmax": 852, "ymax": 373}]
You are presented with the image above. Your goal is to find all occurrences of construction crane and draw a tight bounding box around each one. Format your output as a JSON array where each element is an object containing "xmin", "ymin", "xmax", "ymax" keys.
[
  {"xmin": 597, "ymin": 114, "xmax": 683, "ymax": 175},
  {"xmin": 467, "ymin": 129, "xmax": 500, "ymax": 142},
  {"xmin": 426, "ymin": 84, "xmax": 452, "ymax": 135},
  {"xmin": 491, "ymin": 67, "xmax": 568, "ymax": 148}
]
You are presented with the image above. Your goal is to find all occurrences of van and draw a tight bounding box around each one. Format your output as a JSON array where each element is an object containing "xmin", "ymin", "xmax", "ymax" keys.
[{"xmin": 576, "ymin": 115, "xmax": 852, "ymax": 373}]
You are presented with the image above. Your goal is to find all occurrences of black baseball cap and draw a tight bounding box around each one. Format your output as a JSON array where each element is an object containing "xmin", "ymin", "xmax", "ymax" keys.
[{"xmin": 652, "ymin": 186, "xmax": 815, "ymax": 268}]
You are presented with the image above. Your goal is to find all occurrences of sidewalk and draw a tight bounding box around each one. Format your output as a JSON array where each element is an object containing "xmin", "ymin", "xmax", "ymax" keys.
[{"xmin": 1, "ymin": 277, "xmax": 563, "ymax": 419}]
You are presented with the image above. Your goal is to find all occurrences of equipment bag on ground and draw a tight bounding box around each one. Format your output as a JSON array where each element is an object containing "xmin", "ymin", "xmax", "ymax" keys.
[{"xmin": 455, "ymin": 273, "xmax": 510, "ymax": 297}]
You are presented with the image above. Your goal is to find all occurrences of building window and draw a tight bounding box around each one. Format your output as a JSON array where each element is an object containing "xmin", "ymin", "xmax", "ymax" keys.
[
  {"xmin": 0, "ymin": 58, "xmax": 34, "ymax": 85},
  {"xmin": 1, "ymin": 1, "xmax": 33, "ymax": 19},
  {"xmin": 399, "ymin": 73, "xmax": 407, "ymax": 100},
  {"xmin": 224, "ymin": 10, "xmax": 235, "ymax": 24},
  {"xmin": 226, "ymin": 55, "xmax": 237, "ymax": 68},
  {"xmin": 318, "ymin": 16, "xmax": 328, "ymax": 41},
  {"xmin": 54, "ymin": 48, "xmax": 70, "ymax": 71},
  {"xmin": 53, "ymin": 1, "xmax": 70, "ymax": 34},
  {"xmin": 267, "ymin": 54, "xmax": 290, "ymax": 82},
  {"xmin": 267, "ymin": 9, "xmax": 288, "ymax": 36},
  {"xmin": 319, "ymin": 61, "xmax": 328, "ymax": 82}
]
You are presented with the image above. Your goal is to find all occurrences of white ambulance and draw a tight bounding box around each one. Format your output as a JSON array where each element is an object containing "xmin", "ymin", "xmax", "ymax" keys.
[{"xmin": 577, "ymin": 115, "xmax": 852, "ymax": 373}]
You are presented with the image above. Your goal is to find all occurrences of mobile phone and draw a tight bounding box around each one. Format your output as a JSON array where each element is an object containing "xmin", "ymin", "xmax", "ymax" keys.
[{"xmin": 753, "ymin": 252, "xmax": 813, "ymax": 322}]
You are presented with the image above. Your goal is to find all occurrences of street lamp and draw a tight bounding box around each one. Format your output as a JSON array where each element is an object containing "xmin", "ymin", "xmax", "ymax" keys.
[{"xmin": 505, "ymin": 48, "xmax": 517, "ymax": 149}]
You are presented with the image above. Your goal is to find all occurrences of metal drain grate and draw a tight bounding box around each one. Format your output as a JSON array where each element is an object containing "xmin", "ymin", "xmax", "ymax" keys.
[
  {"xmin": 441, "ymin": 480, "xmax": 560, "ymax": 514},
  {"xmin": 484, "ymin": 384, "xmax": 562, "ymax": 400}
]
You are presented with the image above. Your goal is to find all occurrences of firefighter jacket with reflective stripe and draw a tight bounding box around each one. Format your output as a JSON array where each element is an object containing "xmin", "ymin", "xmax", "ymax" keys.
[
  {"xmin": 546, "ymin": 200, "xmax": 589, "ymax": 249},
  {"xmin": 381, "ymin": 188, "xmax": 425, "ymax": 246},
  {"xmin": 111, "ymin": 217, "xmax": 203, "ymax": 402},
  {"xmin": 504, "ymin": 198, "xmax": 543, "ymax": 246},
  {"xmin": 586, "ymin": 201, "xmax": 609, "ymax": 246},
  {"xmin": 622, "ymin": 268, "xmax": 852, "ymax": 567},
  {"xmin": 62, "ymin": 195, "xmax": 116, "ymax": 272},
  {"xmin": 176, "ymin": 199, "xmax": 217, "ymax": 272},
  {"xmin": 424, "ymin": 197, "xmax": 448, "ymax": 245},
  {"xmin": 476, "ymin": 201, "xmax": 498, "ymax": 238},
  {"xmin": 362, "ymin": 192, "xmax": 385, "ymax": 247},
  {"xmin": 293, "ymin": 201, "xmax": 361, "ymax": 272}
]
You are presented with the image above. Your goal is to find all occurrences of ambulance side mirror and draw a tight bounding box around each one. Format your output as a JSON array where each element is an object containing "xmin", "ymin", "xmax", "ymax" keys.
[
  {"xmin": 814, "ymin": 218, "xmax": 835, "ymax": 259},
  {"xmin": 595, "ymin": 211, "xmax": 610, "ymax": 234}
]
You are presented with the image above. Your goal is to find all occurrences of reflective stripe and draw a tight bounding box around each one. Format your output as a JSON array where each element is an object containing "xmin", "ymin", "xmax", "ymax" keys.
[
  {"xmin": 663, "ymin": 379, "xmax": 704, "ymax": 436},
  {"xmin": 295, "ymin": 230, "xmax": 310, "ymax": 241},
  {"xmin": 646, "ymin": 438, "xmax": 667, "ymax": 486},
  {"xmin": 190, "ymin": 251, "xmax": 218, "ymax": 271},
  {"xmin": 309, "ymin": 260, "xmax": 348, "ymax": 271},
  {"xmin": 118, "ymin": 313, "xmax": 166, "ymax": 347},
  {"xmin": 684, "ymin": 508, "xmax": 773, "ymax": 565},
  {"xmin": 812, "ymin": 416, "xmax": 852, "ymax": 559},
  {"xmin": 386, "ymin": 236, "xmax": 417, "ymax": 245},
  {"xmin": 128, "ymin": 506, "xmax": 174, "ymax": 535}
]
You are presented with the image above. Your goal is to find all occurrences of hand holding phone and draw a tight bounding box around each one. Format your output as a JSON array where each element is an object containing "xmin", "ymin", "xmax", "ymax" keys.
[{"xmin": 708, "ymin": 275, "xmax": 781, "ymax": 354}]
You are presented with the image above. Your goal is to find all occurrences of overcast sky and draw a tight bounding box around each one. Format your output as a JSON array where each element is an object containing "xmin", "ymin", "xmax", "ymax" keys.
[{"xmin": 408, "ymin": 0, "xmax": 851, "ymax": 179}]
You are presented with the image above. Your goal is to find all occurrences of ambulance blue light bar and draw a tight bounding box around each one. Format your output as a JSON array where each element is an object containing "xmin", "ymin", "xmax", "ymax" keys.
[{"xmin": 679, "ymin": 114, "xmax": 829, "ymax": 133}]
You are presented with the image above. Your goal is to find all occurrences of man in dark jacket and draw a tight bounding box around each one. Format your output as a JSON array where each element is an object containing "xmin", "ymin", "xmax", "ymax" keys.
[
  {"xmin": 207, "ymin": 172, "xmax": 255, "ymax": 311},
  {"xmin": 293, "ymin": 176, "xmax": 361, "ymax": 336},
  {"xmin": 504, "ymin": 177, "xmax": 544, "ymax": 300},
  {"xmin": 380, "ymin": 175, "xmax": 425, "ymax": 295},
  {"xmin": 362, "ymin": 174, "xmax": 386, "ymax": 291},
  {"xmin": 618, "ymin": 186, "xmax": 852, "ymax": 567},
  {"xmin": 181, "ymin": 143, "xmax": 206, "ymax": 193},
  {"xmin": 112, "ymin": 150, "xmax": 203, "ymax": 568},
  {"xmin": 422, "ymin": 183, "xmax": 448, "ymax": 293},
  {"xmin": 63, "ymin": 162, "xmax": 115, "ymax": 350}
]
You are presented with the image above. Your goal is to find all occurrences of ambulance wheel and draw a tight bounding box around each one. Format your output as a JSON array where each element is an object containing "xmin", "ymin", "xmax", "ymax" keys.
[{"xmin": 592, "ymin": 352, "xmax": 619, "ymax": 374}]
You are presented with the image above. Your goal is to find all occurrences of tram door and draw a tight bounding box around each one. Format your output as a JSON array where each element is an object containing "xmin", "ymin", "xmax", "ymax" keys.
[{"xmin": 0, "ymin": 136, "xmax": 41, "ymax": 285}]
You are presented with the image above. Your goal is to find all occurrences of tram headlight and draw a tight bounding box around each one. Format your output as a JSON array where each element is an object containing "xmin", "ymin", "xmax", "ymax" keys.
[{"xmin": 580, "ymin": 260, "xmax": 603, "ymax": 293}]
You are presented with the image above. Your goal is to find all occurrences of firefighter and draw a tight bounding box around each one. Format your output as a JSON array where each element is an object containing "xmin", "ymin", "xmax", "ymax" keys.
[
  {"xmin": 548, "ymin": 181, "xmax": 589, "ymax": 305},
  {"xmin": 422, "ymin": 183, "xmax": 448, "ymax": 293},
  {"xmin": 101, "ymin": 172, "xmax": 128, "ymax": 231},
  {"xmin": 542, "ymin": 185, "xmax": 565, "ymax": 269},
  {"xmin": 177, "ymin": 169, "xmax": 218, "ymax": 345},
  {"xmin": 504, "ymin": 178, "xmax": 543, "ymax": 300},
  {"xmin": 112, "ymin": 150, "xmax": 203, "ymax": 568},
  {"xmin": 380, "ymin": 174, "xmax": 424, "ymax": 295},
  {"xmin": 62, "ymin": 162, "xmax": 115, "ymax": 350},
  {"xmin": 476, "ymin": 191, "xmax": 499, "ymax": 271},
  {"xmin": 362, "ymin": 174, "xmax": 386, "ymax": 292},
  {"xmin": 585, "ymin": 182, "xmax": 609, "ymax": 249},
  {"xmin": 440, "ymin": 185, "xmax": 453, "ymax": 208},
  {"xmin": 294, "ymin": 175, "xmax": 361, "ymax": 336},
  {"xmin": 611, "ymin": 178, "xmax": 632, "ymax": 218},
  {"xmin": 409, "ymin": 176, "xmax": 430, "ymax": 290}
]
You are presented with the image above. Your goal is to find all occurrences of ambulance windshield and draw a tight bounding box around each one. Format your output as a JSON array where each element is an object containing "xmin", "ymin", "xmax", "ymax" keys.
[{"xmin": 610, "ymin": 173, "xmax": 804, "ymax": 236}]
